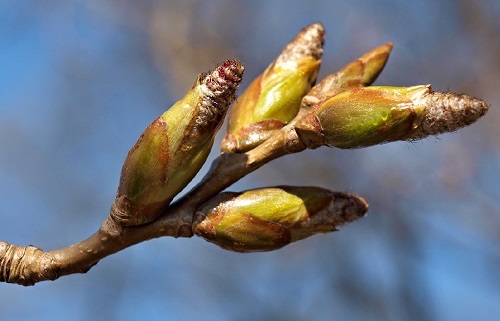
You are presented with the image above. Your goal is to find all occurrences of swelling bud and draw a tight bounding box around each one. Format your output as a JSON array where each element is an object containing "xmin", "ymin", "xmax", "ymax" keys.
[
  {"xmin": 302, "ymin": 43, "xmax": 393, "ymax": 109},
  {"xmin": 222, "ymin": 23, "xmax": 325, "ymax": 153},
  {"xmin": 295, "ymin": 85, "xmax": 489, "ymax": 149},
  {"xmin": 112, "ymin": 60, "xmax": 244, "ymax": 226},
  {"xmin": 192, "ymin": 186, "xmax": 368, "ymax": 252}
]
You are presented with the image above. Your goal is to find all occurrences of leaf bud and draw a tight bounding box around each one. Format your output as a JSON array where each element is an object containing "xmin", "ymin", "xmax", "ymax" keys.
[
  {"xmin": 112, "ymin": 60, "xmax": 244, "ymax": 226},
  {"xmin": 302, "ymin": 43, "xmax": 393, "ymax": 109},
  {"xmin": 295, "ymin": 85, "xmax": 489, "ymax": 149},
  {"xmin": 222, "ymin": 23, "xmax": 325, "ymax": 153},
  {"xmin": 192, "ymin": 186, "xmax": 368, "ymax": 252}
]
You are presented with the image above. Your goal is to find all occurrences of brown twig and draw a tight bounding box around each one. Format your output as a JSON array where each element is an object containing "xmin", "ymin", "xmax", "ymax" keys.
[{"xmin": 0, "ymin": 125, "xmax": 306, "ymax": 286}]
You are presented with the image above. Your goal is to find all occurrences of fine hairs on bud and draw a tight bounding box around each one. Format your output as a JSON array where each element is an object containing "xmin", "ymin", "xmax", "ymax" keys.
[
  {"xmin": 275, "ymin": 22, "xmax": 325, "ymax": 65},
  {"xmin": 409, "ymin": 86, "xmax": 489, "ymax": 139},
  {"xmin": 197, "ymin": 60, "xmax": 244, "ymax": 126}
]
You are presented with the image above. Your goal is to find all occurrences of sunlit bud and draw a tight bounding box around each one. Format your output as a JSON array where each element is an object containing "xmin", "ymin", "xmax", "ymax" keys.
[
  {"xmin": 302, "ymin": 43, "xmax": 393, "ymax": 109},
  {"xmin": 192, "ymin": 186, "xmax": 368, "ymax": 252},
  {"xmin": 295, "ymin": 85, "xmax": 489, "ymax": 149},
  {"xmin": 112, "ymin": 60, "xmax": 244, "ymax": 226},
  {"xmin": 222, "ymin": 23, "xmax": 325, "ymax": 153}
]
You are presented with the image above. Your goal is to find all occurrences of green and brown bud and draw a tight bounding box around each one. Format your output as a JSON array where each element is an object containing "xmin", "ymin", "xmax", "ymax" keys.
[
  {"xmin": 192, "ymin": 186, "xmax": 368, "ymax": 252},
  {"xmin": 295, "ymin": 85, "xmax": 489, "ymax": 149},
  {"xmin": 222, "ymin": 23, "xmax": 325, "ymax": 153},
  {"xmin": 112, "ymin": 60, "xmax": 244, "ymax": 226},
  {"xmin": 302, "ymin": 43, "xmax": 393, "ymax": 109}
]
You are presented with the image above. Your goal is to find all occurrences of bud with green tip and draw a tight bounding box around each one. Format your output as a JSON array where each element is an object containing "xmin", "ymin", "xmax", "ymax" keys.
[
  {"xmin": 221, "ymin": 23, "xmax": 325, "ymax": 153},
  {"xmin": 112, "ymin": 60, "xmax": 244, "ymax": 226},
  {"xmin": 192, "ymin": 186, "xmax": 368, "ymax": 252},
  {"xmin": 302, "ymin": 43, "xmax": 393, "ymax": 109},
  {"xmin": 295, "ymin": 85, "xmax": 489, "ymax": 149}
]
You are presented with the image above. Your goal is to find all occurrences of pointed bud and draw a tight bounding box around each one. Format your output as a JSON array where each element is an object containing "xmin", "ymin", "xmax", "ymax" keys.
[
  {"xmin": 302, "ymin": 43, "xmax": 393, "ymax": 109},
  {"xmin": 192, "ymin": 186, "xmax": 368, "ymax": 252},
  {"xmin": 407, "ymin": 90, "xmax": 490, "ymax": 139},
  {"xmin": 222, "ymin": 23, "xmax": 325, "ymax": 153},
  {"xmin": 295, "ymin": 85, "xmax": 489, "ymax": 149},
  {"xmin": 112, "ymin": 60, "xmax": 244, "ymax": 226}
]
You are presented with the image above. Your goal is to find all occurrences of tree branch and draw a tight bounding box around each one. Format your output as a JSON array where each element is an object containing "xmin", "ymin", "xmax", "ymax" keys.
[
  {"xmin": 0, "ymin": 125, "xmax": 306, "ymax": 286},
  {"xmin": 1, "ymin": 22, "xmax": 489, "ymax": 286}
]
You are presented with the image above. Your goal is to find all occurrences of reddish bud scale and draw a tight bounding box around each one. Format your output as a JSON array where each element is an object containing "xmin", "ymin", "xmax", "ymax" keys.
[{"xmin": 197, "ymin": 60, "xmax": 244, "ymax": 127}]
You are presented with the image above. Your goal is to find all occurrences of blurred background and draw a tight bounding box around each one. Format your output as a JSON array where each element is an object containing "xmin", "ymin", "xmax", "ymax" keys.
[{"xmin": 1, "ymin": 1, "xmax": 499, "ymax": 320}]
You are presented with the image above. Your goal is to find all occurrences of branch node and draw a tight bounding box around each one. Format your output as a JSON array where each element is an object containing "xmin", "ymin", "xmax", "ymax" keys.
[{"xmin": 0, "ymin": 242, "xmax": 59, "ymax": 286}]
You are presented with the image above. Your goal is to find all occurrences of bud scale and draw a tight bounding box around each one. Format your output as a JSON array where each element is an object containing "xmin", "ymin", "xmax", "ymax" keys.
[{"xmin": 408, "ymin": 90, "xmax": 489, "ymax": 139}]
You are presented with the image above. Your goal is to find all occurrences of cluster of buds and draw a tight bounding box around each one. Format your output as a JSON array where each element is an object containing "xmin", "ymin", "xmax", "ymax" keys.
[
  {"xmin": 216, "ymin": 23, "xmax": 488, "ymax": 153},
  {"xmin": 193, "ymin": 187, "xmax": 368, "ymax": 252},
  {"xmin": 111, "ymin": 22, "xmax": 488, "ymax": 251},
  {"xmin": 292, "ymin": 30, "xmax": 488, "ymax": 150}
]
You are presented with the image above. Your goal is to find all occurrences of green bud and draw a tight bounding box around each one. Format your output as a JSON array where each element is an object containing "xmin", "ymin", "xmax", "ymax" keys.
[
  {"xmin": 192, "ymin": 186, "xmax": 368, "ymax": 252},
  {"xmin": 295, "ymin": 85, "xmax": 489, "ymax": 149},
  {"xmin": 222, "ymin": 23, "xmax": 325, "ymax": 153},
  {"xmin": 302, "ymin": 43, "xmax": 393, "ymax": 109},
  {"xmin": 112, "ymin": 60, "xmax": 244, "ymax": 226}
]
